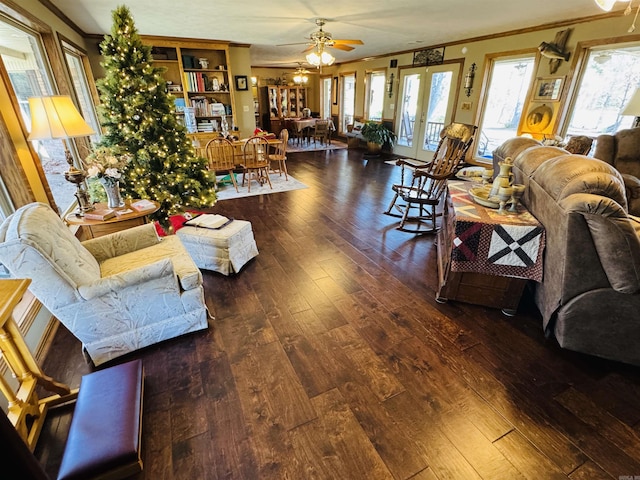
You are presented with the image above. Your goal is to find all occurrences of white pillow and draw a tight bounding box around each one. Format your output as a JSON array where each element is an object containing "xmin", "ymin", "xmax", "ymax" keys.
[{"xmin": 353, "ymin": 121, "xmax": 364, "ymax": 131}]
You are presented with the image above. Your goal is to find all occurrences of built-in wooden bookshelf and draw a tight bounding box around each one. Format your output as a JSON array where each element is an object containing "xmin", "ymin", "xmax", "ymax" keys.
[{"xmin": 142, "ymin": 36, "xmax": 236, "ymax": 137}]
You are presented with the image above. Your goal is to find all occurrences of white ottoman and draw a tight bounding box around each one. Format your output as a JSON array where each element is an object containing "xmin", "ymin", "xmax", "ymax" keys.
[{"xmin": 176, "ymin": 220, "xmax": 258, "ymax": 275}]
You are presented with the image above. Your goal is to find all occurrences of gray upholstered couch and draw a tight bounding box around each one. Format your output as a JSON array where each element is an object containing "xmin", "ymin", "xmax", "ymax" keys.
[
  {"xmin": 594, "ymin": 127, "xmax": 640, "ymax": 216},
  {"xmin": 496, "ymin": 139, "xmax": 640, "ymax": 366}
]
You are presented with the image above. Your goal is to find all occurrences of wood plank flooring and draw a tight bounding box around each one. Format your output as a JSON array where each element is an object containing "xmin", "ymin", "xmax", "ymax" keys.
[{"xmin": 35, "ymin": 147, "xmax": 640, "ymax": 479}]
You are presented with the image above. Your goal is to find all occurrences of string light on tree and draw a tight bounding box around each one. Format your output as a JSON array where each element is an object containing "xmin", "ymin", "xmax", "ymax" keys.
[{"xmin": 95, "ymin": 5, "xmax": 216, "ymax": 230}]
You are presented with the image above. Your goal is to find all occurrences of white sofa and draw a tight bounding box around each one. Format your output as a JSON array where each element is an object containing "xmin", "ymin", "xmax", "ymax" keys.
[{"xmin": 0, "ymin": 203, "xmax": 208, "ymax": 365}]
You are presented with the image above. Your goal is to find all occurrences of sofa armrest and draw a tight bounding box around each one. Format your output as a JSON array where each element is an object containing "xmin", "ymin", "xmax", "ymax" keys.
[
  {"xmin": 82, "ymin": 223, "xmax": 161, "ymax": 262},
  {"xmin": 78, "ymin": 257, "xmax": 175, "ymax": 300},
  {"xmin": 561, "ymin": 193, "xmax": 640, "ymax": 293},
  {"xmin": 621, "ymin": 173, "xmax": 640, "ymax": 216}
]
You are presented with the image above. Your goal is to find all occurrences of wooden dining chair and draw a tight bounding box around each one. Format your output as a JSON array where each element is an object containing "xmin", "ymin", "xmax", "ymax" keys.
[
  {"xmin": 269, "ymin": 128, "xmax": 289, "ymax": 180},
  {"xmin": 242, "ymin": 136, "xmax": 272, "ymax": 192},
  {"xmin": 311, "ymin": 119, "xmax": 330, "ymax": 145},
  {"xmin": 204, "ymin": 137, "xmax": 239, "ymax": 192}
]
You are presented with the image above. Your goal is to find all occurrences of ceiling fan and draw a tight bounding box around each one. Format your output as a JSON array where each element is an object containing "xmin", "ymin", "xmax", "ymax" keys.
[{"xmin": 278, "ymin": 18, "xmax": 364, "ymax": 53}]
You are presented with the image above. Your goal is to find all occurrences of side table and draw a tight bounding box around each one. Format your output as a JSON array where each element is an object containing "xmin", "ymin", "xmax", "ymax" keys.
[
  {"xmin": 65, "ymin": 200, "xmax": 160, "ymax": 239},
  {"xmin": 436, "ymin": 180, "xmax": 545, "ymax": 315}
]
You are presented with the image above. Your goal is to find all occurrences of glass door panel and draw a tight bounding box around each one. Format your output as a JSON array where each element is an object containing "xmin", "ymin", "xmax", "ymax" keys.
[{"xmin": 394, "ymin": 65, "xmax": 458, "ymax": 161}]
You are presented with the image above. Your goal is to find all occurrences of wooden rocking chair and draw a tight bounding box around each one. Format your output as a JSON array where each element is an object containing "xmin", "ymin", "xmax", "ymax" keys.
[{"xmin": 384, "ymin": 122, "xmax": 477, "ymax": 233}]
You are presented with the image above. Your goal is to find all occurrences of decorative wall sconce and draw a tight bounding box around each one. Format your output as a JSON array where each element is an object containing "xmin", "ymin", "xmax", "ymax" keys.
[
  {"xmin": 387, "ymin": 73, "xmax": 394, "ymax": 98},
  {"xmin": 464, "ymin": 63, "xmax": 476, "ymax": 97}
]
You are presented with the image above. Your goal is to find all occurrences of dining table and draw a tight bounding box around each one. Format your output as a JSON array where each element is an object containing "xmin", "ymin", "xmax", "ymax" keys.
[{"xmin": 288, "ymin": 118, "xmax": 335, "ymax": 145}]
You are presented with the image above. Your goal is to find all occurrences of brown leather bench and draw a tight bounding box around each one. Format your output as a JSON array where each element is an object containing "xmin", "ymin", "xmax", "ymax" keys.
[{"xmin": 57, "ymin": 359, "xmax": 144, "ymax": 480}]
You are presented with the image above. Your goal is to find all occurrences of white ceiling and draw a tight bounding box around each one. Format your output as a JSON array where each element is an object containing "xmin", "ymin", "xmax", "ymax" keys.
[{"xmin": 48, "ymin": 0, "xmax": 609, "ymax": 68}]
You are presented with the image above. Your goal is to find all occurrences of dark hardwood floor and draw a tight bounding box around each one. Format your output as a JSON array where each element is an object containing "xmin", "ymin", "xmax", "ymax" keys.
[{"xmin": 35, "ymin": 147, "xmax": 640, "ymax": 479}]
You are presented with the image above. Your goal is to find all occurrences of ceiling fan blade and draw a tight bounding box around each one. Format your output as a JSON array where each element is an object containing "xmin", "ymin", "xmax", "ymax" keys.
[
  {"xmin": 330, "ymin": 44, "xmax": 355, "ymax": 51},
  {"xmin": 332, "ymin": 39, "xmax": 364, "ymax": 45},
  {"xmin": 277, "ymin": 41, "xmax": 312, "ymax": 47},
  {"xmin": 301, "ymin": 45, "xmax": 315, "ymax": 53}
]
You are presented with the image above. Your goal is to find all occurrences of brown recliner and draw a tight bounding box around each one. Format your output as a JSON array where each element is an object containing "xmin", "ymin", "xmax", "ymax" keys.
[
  {"xmin": 594, "ymin": 127, "xmax": 640, "ymax": 215},
  {"xmin": 510, "ymin": 144, "xmax": 640, "ymax": 366}
]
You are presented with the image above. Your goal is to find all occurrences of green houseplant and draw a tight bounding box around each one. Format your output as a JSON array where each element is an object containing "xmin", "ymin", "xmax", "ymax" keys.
[{"xmin": 360, "ymin": 121, "xmax": 397, "ymax": 154}]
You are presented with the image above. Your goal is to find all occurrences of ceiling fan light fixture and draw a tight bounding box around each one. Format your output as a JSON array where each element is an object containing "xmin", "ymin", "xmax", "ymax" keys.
[{"xmin": 306, "ymin": 50, "xmax": 335, "ymax": 66}]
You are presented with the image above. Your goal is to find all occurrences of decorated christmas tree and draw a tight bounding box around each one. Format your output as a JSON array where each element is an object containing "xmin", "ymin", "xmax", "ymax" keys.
[{"xmin": 95, "ymin": 5, "xmax": 216, "ymax": 230}]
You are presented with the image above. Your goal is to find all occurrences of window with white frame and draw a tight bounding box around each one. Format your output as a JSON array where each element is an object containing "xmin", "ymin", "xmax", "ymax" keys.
[
  {"xmin": 341, "ymin": 73, "xmax": 356, "ymax": 133},
  {"xmin": 365, "ymin": 71, "xmax": 385, "ymax": 121},
  {"xmin": 62, "ymin": 40, "xmax": 101, "ymax": 143},
  {"xmin": 565, "ymin": 44, "xmax": 640, "ymax": 137},
  {"xmin": 475, "ymin": 54, "xmax": 536, "ymax": 159},
  {"xmin": 321, "ymin": 76, "xmax": 332, "ymax": 120}
]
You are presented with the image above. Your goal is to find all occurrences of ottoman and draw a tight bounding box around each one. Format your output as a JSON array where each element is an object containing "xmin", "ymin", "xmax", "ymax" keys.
[{"xmin": 177, "ymin": 220, "xmax": 258, "ymax": 275}]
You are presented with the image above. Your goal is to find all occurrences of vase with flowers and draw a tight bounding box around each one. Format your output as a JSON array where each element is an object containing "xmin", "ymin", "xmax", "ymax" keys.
[{"xmin": 85, "ymin": 146, "xmax": 132, "ymax": 208}]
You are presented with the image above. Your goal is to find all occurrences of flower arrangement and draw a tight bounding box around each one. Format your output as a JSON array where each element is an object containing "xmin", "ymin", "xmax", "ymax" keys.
[{"xmin": 84, "ymin": 146, "xmax": 132, "ymax": 186}]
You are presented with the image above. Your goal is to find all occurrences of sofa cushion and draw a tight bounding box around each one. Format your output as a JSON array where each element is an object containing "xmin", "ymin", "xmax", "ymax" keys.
[{"xmin": 99, "ymin": 235, "xmax": 202, "ymax": 291}]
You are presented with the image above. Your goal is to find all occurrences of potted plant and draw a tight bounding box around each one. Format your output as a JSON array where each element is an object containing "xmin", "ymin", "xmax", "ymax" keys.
[{"xmin": 360, "ymin": 121, "xmax": 397, "ymax": 154}]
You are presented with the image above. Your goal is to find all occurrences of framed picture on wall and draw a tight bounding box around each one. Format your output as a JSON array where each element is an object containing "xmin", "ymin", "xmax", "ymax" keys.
[
  {"xmin": 234, "ymin": 75, "xmax": 248, "ymax": 91},
  {"xmin": 533, "ymin": 76, "xmax": 564, "ymax": 102}
]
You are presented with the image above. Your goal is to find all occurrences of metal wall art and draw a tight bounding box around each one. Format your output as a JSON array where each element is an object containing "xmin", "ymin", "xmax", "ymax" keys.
[{"xmin": 412, "ymin": 47, "xmax": 445, "ymax": 67}]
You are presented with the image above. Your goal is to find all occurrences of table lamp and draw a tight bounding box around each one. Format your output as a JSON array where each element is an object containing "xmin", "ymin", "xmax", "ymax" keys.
[
  {"xmin": 621, "ymin": 88, "xmax": 640, "ymax": 128},
  {"xmin": 27, "ymin": 96, "xmax": 96, "ymax": 215}
]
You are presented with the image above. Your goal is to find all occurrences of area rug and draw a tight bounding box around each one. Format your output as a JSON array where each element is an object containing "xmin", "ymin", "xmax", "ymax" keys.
[
  {"xmin": 215, "ymin": 172, "xmax": 308, "ymax": 201},
  {"xmin": 287, "ymin": 139, "xmax": 349, "ymax": 153}
]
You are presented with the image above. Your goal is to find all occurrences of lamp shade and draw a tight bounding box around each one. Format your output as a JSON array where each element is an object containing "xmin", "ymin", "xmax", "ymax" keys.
[
  {"xmin": 621, "ymin": 88, "xmax": 640, "ymax": 116},
  {"xmin": 594, "ymin": 0, "xmax": 618, "ymax": 11},
  {"xmin": 27, "ymin": 96, "xmax": 95, "ymax": 140}
]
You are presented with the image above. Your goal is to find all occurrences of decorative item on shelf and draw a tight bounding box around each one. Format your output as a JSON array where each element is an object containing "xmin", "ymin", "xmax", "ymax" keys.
[
  {"xmin": 27, "ymin": 96, "xmax": 96, "ymax": 216},
  {"xmin": 509, "ymin": 184, "xmax": 526, "ymax": 212},
  {"xmin": 387, "ymin": 73, "xmax": 394, "ymax": 98},
  {"xmin": 198, "ymin": 57, "xmax": 209, "ymax": 69},
  {"xmin": 496, "ymin": 186, "xmax": 514, "ymax": 215},
  {"xmin": 621, "ymin": 87, "xmax": 640, "ymax": 128},
  {"xmin": 489, "ymin": 156, "xmax": 514, "ymax": 197},
  {"xmin": 85, "ymin": 145, "xmax": 132, "ymax": 208},
  {"xmin": 464, "ymin": 63, "xmax": 476, "ymax": 97}
]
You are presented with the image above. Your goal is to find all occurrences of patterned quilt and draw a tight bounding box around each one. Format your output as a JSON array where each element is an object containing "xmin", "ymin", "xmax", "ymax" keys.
[{"xmin": 447, "ymin": 181, "xmax": 545, "ymax": 282}]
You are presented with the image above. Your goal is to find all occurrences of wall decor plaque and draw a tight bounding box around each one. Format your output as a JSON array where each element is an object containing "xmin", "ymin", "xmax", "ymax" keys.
[{"xmin": 412, "ymin": 47, "xmax": 445, "ymax": 67}]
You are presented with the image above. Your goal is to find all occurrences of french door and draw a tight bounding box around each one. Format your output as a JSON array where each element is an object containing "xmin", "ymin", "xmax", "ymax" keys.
[{"xmin": 394, "ymin": 64, "xmax": 459, "ymax": 161}]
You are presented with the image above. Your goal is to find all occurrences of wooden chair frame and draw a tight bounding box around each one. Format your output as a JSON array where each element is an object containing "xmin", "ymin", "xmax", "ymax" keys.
[
  {"xmin": 384, "ymin": 122, "xmax": 477, "ymax": 233},
  {"xmin": 205, "ymin": 137, "xmax": 239, "ymax": 192},
  {"xmin": 242, "ymin": 136, "xmax": 273, "ymax": 192}
]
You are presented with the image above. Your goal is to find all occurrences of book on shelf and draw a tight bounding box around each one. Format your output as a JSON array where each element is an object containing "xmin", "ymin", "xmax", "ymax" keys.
[
  {"xmin": 184, "ymin": 214, "xmax": 233, "ymax": 230},
  {"xmin": 130, "ymin": 199, "xmax": 157, "ymax": 212},
  {"xmin": 115, "ymin": 208, "xmax": 134, "ymax": 216},
  {"xmin": 84, "ymin": 208, "xmax": 116, "ymax": 221}
]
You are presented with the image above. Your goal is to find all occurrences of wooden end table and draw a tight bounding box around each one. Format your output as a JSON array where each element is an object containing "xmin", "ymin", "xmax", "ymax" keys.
[
  {"xmin": 436, "ymin": 181, "xmax": 545, "ymax": 316},
  {"xmin": 65, "ymin": 200, "xmax": 160, "ymax": 239}
]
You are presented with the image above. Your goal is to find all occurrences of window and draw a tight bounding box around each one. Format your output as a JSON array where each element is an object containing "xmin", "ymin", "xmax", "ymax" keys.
[
  {"xmin": 321, "ymin": 76, "xmax": 332, "ymax": 120},
  {"xmin": 0, "ymin": 16, "xmax": 86, "ymax": 212},
  {"xmin": 365, "ymin": 71, "xmax": 385, "ymax": 121},
  {"xmin": 475, "ymin": 55, "xmax": 535, "ymax": 159},
  {"xmin": 63, "ymin": 41, "xmax": 100, "ymax": 143},
  {"xmin": 340, "ymin": 73, "xmax": 356, "ymax": 133},
  {"xmin": 565, "ymin": 44, "xmax": 640, "ymax": 136}
]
